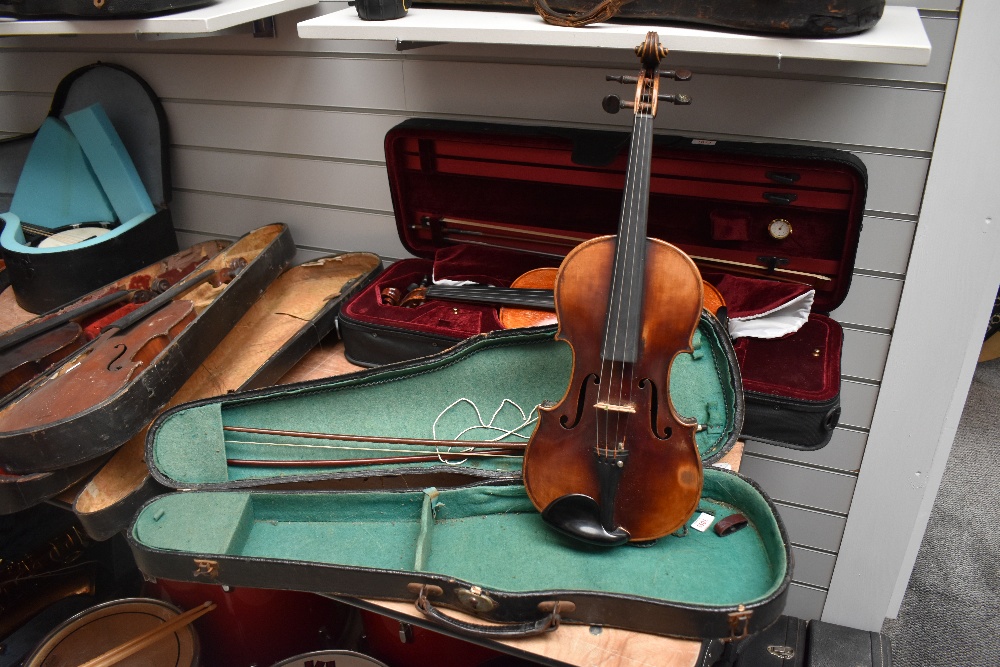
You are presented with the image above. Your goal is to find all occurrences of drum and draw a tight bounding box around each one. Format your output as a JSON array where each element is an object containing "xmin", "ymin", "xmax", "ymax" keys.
[
  {"xmin": 24, "ymin": 597, "xmax": 199, "ymax": 667},
  {"xmin": 358, "ymin": 609, "xmax": 536, "ymax": 667},
  {"xmin": 146, "ymin": 579, "xmax": 352, "ymax": 667},
  {"xmin": 270, "ymin": 649, "xmax": 389, "ymax": 667}
]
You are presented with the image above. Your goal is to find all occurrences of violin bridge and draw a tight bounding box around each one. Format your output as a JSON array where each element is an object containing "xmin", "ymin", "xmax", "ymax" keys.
[{"xmin": 594, "ymin": 402, "xmax": 636, "ymax": 414}]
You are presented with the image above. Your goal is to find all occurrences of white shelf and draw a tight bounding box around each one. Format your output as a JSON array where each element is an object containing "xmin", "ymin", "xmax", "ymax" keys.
[
  {"xmin": 0, "ymin": 0, "xmax": 316, "ymax": 36},
  {"xmin": 298, "ymin": 5, "xmax": 931, "ymax": 65}
]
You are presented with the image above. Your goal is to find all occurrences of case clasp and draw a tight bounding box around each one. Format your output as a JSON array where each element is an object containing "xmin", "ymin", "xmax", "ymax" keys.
[{"xmin": 193, "ymin": 559, "xmax": 219, "ymax": 579}]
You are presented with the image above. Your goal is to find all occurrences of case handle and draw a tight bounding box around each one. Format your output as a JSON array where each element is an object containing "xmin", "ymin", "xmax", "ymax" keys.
[{"xmin": 412, "ymin": 585, "xmax": 567, "ymax": 639}]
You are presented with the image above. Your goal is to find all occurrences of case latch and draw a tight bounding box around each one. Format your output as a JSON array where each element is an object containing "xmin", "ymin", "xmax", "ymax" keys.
[
  {"xmin": 456, "ymin": 586, "xmax": 497, "ymax": 614},
  {"xmin": 726, "ymin": 605, "xmax": 752, "ymax": 641},
  {"xmin": 192, "ymin": 559, "xmax": 219, "ymax": 579}
]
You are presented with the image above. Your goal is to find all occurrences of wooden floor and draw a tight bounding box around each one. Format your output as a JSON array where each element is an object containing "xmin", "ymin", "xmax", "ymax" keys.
[{"xmin": 1, "ymin": 284, "xmax": 747, "ymax": 667}]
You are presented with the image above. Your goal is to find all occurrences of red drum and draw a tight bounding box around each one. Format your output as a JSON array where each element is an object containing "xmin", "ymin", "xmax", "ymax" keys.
[
  {"xmin": 146, "ymin": 580, "xmax": 352, "ymax": 667},
  {"xmin": 24, "ymin": 597, "xmax": 199, "ymax": 667},
  {"xmin": 270, "ymin": 649, "xmax": 388, "ymax": 667},
  {"xmin": 359, "ymin": 609, "xmax": 536, "ymax": 667}
]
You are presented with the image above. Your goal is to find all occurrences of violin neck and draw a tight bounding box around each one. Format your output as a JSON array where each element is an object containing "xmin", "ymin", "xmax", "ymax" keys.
[{"xmin": 601, "ymin": 112, "xmax": 655, "ymax": 364}]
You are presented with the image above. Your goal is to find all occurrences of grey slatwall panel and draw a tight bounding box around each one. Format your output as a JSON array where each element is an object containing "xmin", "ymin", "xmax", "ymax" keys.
[
  {"xmin": 740, "ymin": 456, "xmax": 857, "ymax": 514},
  {"xmin": 746, "ymin": 427, "xmax": 868, "ymax": 474},
  {"xmin": 785, "ymin": 584, "xmax": 828, "ymax": 621},
  {"xmin": 855, "ymin": 217, "xmax": 916, "ymax": 276},
  {"xmin": 402, "ymin": 61, "xmax": 945, "ymax": 150},
  {"xmin": 839, "ymin": 379, "xmax": 880, "ymax": 430},
  {"xmin": 790, "ymin": 546, "xmax": 838, "ymax": 589},
  {"xmin": 774, "ymin": 503, "xmax": 848, "ymax": 553},
  {"xmin": 830, "ymin": 275, "xmax": 904, "ymax": 331},
  {"xmin": 842, "ymin": 328, "xmax": 892, "ymax": 381},
  {"xmin": 170, "ymin": 191, "xmax": 407, "ymax": 258},
  {"xmin": 854, "ymin": 152, "xmax": 930, "ymax": 217},
  {"xmin": 171, "ymin": 149, "xmax": 391, "ymax": 212}
]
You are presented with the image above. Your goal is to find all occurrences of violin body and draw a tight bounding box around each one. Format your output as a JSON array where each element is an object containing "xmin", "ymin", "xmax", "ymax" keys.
[
  {"xmin": 0, "ymin": 300, "xmax": 195, "ymax": 433},
  {"xmin": 498, "ymin": 267, "xmax": 558, "ymax": 329},
  {"xmin": 522, "ymin": 236, "xmax": 704, "ymax": 542},
  {"xmin": 0, "ymin": 323, "xmax": 85, "ymax": 397}
]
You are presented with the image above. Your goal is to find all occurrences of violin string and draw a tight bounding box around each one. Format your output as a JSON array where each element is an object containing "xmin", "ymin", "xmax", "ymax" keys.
[{"xmin": 599, "ymin": 97, "xmax": 639, "ymax": 459}]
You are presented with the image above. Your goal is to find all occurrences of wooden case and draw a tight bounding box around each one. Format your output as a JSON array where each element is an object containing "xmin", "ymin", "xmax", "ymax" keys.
[{"xmin": 0, "ymin": 223, "xmax": 295, "ymax": 475}]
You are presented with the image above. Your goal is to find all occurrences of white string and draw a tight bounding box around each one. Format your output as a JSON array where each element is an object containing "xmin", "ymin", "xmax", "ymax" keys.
[{"xmin": 432, "ymin": 397, "xmax": 539, "ymax": 465}]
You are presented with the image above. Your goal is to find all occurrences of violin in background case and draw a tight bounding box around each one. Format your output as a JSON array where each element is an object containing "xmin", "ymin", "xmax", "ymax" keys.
[
  {"xmin": 338, "ymin": 119, "xmax": 866, "ymax": 450},
  {"xmin": 0, "ymin": 63, "xmax": 177, "ymax": 314}
]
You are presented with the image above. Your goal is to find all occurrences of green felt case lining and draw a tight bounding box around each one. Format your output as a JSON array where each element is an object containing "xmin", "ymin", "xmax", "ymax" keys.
[
  {"xmin": 150, "ymin": 318, "xmax": 739, "ymax": 487},
  {"xmin": 132, "ymin": 472, "xmax": 785, "ymax": 608}
]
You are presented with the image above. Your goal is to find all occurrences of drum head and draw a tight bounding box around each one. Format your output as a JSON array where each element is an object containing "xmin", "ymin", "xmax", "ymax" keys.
[
  {"xmin": 270, "ymin": 650, "xmax": 389, "ymax": 667},
  {"xmin": 25, "ymin": 597, "xmax": 199, "ymax": 667}
]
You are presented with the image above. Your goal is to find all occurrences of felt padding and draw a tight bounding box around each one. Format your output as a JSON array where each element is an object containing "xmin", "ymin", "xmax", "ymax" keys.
[
  {"xmin": 151, "ymin": 322, "xmax": 737, "ymax": 485},
  {"xmin": 132, "ymin": 473, "xmax": 786, "ymax": 607},
  {"xmin": 65, "ymin": 104, "xmax": 155, "ymax": 225},
  {"xmin": 5, "ymin": 117, "xmax": 115, "ymax": 228}
]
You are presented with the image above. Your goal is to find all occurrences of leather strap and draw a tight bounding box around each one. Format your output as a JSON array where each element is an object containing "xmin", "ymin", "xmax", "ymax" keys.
[
  {"xmin": 714, "ymin": 513, "xmax": 748, "ymax": 537},
  {"xmin": 532, "ymin": 0, "xmax": 622, "ymax": 27}
]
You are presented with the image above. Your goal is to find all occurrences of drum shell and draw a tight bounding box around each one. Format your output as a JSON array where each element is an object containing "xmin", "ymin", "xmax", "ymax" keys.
[{"xmin": 147, "ymin": 579, "xmax": 352, "ymax": 667}]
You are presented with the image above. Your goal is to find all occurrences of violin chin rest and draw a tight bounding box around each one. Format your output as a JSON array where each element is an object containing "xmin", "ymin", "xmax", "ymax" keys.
[{"xmin": 541, "ymin": 494, "xmax": 630, "ymax": 547}]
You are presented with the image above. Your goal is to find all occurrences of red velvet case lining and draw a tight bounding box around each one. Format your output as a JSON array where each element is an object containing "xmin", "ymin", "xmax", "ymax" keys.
[
  {"xmin": 340, "ymin": 244, "xmax": 557, "ymax": 340},
  {"xmin": 344, "ymin": 124, "xmax": 864, "ymax": 404}
]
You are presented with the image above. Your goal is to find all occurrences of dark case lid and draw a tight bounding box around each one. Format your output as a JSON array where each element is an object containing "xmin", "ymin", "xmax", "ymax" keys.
[{"xmin": 384, "ymin": 119, "xmax": 867, "ymax": 314}]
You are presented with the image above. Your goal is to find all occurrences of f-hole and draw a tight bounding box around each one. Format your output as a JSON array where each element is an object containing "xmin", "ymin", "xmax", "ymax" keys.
[
  {"xmin": 639, "ymin": 377, "xmax": 672, "ymax": 440},
  {"xmin": 106, "ymin": 344, "xmax": 128, "ymax": 372},
  {"xmin": 560, "ymin": 373, "xmax": 599, "ymax": 429}
]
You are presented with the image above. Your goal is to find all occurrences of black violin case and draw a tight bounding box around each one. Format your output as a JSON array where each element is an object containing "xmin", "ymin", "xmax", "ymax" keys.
[
  {"xmin": 128, "ymin": 313, "xmax": 797, "ymax": 641},
  {"xmin": 338, "ymin": 120, "xmax": 866, "ymax": 450},
  {"xmin": 417, "ymin": 0, "xmax": 884, "ymax": 36},
  {"xmin": 0, "ymin": 63, "xmax": 177, "ymax": 314},
  {"xmin": 0, "ymin": 223, "xmax": 295, "ymax": 476},
  {"xmin": 71, "ymin": 250, "xmax": 383, "ymax": 541},
  {"xmin": 0, "ymin": 239, "xmax": 230, "ymax": 516}
]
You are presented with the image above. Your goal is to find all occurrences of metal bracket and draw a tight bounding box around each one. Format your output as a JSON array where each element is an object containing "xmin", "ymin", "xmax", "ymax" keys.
[
  {"xmin": 252, "ymin": 16, "xmax": 276, "ymax": 38},
  {"xmin": 396, "ymin": 39, "xmax": 445, "ymax": 51}
]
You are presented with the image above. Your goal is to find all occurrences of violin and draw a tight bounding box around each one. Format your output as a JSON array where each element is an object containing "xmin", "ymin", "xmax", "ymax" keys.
[
  {"xmin": 0, "ymin": 268, "xmax": 219, "ymax": 431},
  {"xmin": 521, "ymin": 33, "xmax": 703, "ymax": 546}
]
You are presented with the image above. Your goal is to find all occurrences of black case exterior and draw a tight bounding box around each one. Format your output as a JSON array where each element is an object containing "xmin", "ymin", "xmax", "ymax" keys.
[
  {"xmin": 416, "ymin": 0, "xmax": 885, "ymax": 36},
  {"xmin": 0, "ymin": 0, "xmax": 210, "ymax": 17},
  {"xmin": 0, "ymin": 63, "xmax": 178, "ymax": 314},
  {"xmin": 806, "ymin": 620, "xmax": 892, "ymax": 667},
  {"xmin": 127, "ymin": 473, "xmax": 791, "ymax": 643}
]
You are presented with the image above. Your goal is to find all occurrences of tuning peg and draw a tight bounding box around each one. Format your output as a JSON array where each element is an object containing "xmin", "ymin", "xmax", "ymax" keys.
[
  {"xmin": 602, "ymin": 95, "xmax": 636, "ymax": 114},
  {"xmin": 661, "ymin": 69, "xmax": 692, "ymax": 81},
  {"xmin": 606, "ymin": 75, "xmax": 639, "ymax": 85},
  {"xmin": 658, "ymin": 93, "xmax": 692, "ymax": 106}
]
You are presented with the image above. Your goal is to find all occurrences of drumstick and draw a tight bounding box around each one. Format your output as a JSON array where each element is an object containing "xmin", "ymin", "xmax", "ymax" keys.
[{"xmin": 77, "ymin": 601, "xmax": 216, "ymax": 667}]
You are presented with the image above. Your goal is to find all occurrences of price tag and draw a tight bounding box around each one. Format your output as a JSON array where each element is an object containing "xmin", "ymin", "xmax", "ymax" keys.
[
  {"xmin": 692, "ymin": 139, "xmax": 717, "ymax": 146},
  {"xmin": 691, "ymin": 512, "xmax": 715, "ymax": 532},
  {"xmin": 713, "ymin": 462, "xmax": 732, "ymax": 470}
]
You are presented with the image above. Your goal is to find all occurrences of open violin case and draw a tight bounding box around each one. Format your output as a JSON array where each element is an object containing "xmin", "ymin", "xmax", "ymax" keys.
[
  {"xmin": 338, "ymin": 120, "xmax": 866, "ymax": 451},
  {"xmin": 0, "ymin": 223, "xmax": 296, "ymax": 477},
  {"xmin": 128, "ymin": 313, "xmax": 797, "ymax": 641},
  {"xmin": 0, "ymin": 239, "xmax": 230, "ymax": 515},
  {"xmin": 71, "ymin": 250, "xmax": 383, "ymax": 540},
  {"xmin": 0, "ymin": 63, "xmax": 178, "ymax": 314}
]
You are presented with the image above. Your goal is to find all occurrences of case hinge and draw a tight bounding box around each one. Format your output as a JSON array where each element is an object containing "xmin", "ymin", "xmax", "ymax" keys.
[{"xmin": 726, "ymin": 605, "xmax": 752, "ymax": 641}]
